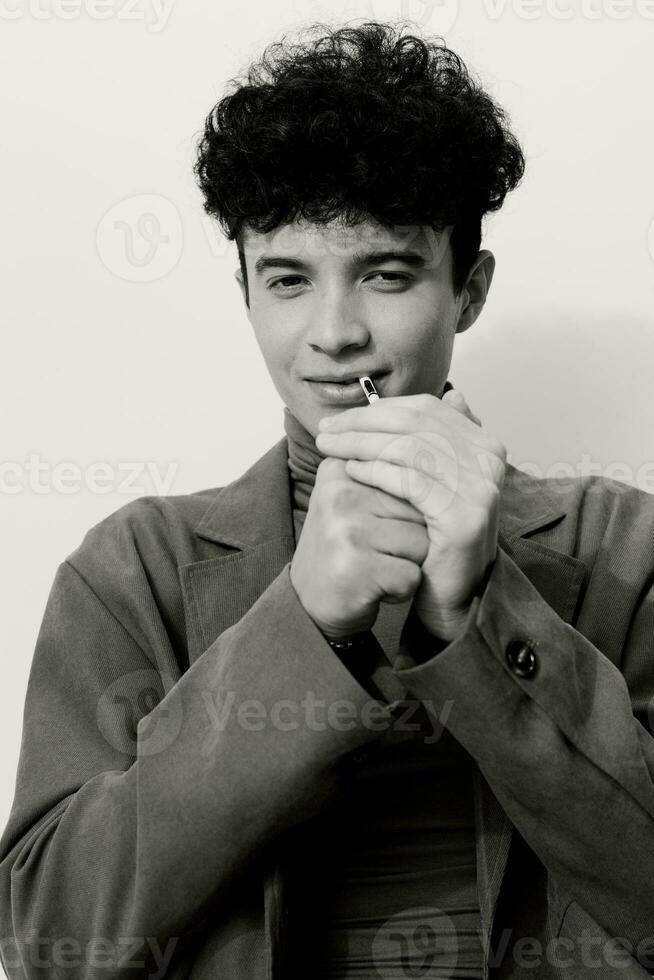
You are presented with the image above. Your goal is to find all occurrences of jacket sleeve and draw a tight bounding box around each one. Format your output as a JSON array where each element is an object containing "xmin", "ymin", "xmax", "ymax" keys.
[
  {"xmin": 0, "ymin": 514, "xmax": 395, "ymax": 979},
  {"xmin": 391, "ymin": 538, "xmax": 654, "ymax": 957}
]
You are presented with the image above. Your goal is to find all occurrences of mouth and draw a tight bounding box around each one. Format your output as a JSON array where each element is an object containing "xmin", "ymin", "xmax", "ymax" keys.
[
  {"xmin": 305, "ymin": 371, "xmax": 389, "ymax": 405},
  {"xmin": 306, "ymin": 370, "xmax": 388, "ymax": 386}
]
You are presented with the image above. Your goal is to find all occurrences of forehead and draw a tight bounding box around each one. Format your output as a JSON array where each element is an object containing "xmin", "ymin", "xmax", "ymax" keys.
[{"xmin": 241, "ymin": 217, "xmax": 451, "ymax": 267}]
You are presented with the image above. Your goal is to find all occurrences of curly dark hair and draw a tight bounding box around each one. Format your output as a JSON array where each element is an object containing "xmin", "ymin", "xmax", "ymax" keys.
[{"xmin": 193, "ymin": 21, "xmax": 525, "ymax": 301}]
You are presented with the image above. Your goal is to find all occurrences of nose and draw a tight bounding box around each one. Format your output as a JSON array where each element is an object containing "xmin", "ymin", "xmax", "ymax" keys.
[{"xmin": 305, "ymin": 289, "xmax": 371, "ymax": 355}]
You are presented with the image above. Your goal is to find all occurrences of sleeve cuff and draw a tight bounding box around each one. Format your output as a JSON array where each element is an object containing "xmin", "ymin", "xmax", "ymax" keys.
[{"xmin": 388, "ymin": 546, "xmax": 644, "ymax": 793}]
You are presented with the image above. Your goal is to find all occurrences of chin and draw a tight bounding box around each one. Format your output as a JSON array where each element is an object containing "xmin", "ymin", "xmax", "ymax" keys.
[{"xmin": 287, "ymin": 401, "xmax": 318, "ymax": 431}]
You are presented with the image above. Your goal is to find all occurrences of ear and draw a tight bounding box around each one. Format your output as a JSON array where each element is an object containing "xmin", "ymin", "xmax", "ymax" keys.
[{"xmin": 455, "ymin": 250, "xmax": 495, "ymax": 335}]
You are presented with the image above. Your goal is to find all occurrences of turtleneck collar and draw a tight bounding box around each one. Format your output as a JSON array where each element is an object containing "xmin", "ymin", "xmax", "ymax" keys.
[{"xmin": 283, "ymin": 406, "xmax": 326, "ymax": 518}]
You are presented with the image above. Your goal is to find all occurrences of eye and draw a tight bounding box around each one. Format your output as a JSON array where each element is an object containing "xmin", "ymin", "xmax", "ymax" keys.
[
  {"xmin": 366, "ymin": 272, "xmax": 412, "ymax": 287},
  {"xmin": 268, "ymin": 276, "xmax": 307, "ymax": 292}
]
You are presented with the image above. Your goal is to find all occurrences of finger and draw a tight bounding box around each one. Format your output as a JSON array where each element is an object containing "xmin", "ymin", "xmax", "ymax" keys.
[
  {"xmin": 367, "ymin": 516, "xmax": 430, "ymax": 566},
  {"xmin": 345, "ymin": 457, "xmax": 459, "ymax": 521},
  {"xmin": 315, "ymin": 455, "xmax": 349, "ymax": 485},
  {"xmin": 317, "ymin": 402, "xmax": 498, "ymax": 461},
  {"xmin": 442, "ymin": 388, "xmax": 482, "ymax": 427},
  {"xmin": 347, "ymin": 450, "xmax": 497, "ymax": 513},
  {"xmin": 317, "ymin": 429, "xmax": 456, "ymax": 472},
  {"xmin": 364, "ymin": 481, "xmax": 427, "ymax": 524},
  {"xmin": 318, "ymin": 429, "xmax": 496, "ymax": 488},
  {"xmin": 318, "ymin": 395, "xmax": 460, "ymax": 435},
  {"xmin": 372, "ymin": 552, "xmax": 423, "ymax": 604},
  {"xmin": 317, "ymin": 454, "xmax": 427, "ymax": 522}
]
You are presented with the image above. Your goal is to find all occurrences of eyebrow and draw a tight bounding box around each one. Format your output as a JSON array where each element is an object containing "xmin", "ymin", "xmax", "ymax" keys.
[{"xmin": 253, "ymin": 249, "xmax": 428, "ymax": 276}]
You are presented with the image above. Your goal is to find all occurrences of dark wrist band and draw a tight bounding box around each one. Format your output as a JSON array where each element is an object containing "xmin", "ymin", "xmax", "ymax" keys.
[
  {"xmin": 323, "ymin": 630, "xmax": 390, "ymax": 701},
  {"xmin": 324, "ymin": 631, "xmax": 378, "ymax": 654}
]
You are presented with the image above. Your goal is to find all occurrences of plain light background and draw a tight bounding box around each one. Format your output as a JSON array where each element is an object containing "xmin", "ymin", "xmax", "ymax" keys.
[{"xmin": 2, "ymin": 0, "xmax": 654, "ymax": 830}]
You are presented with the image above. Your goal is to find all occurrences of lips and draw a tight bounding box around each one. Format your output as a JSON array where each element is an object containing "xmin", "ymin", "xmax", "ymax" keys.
[
  {"xmin": 305, "ymin": 372, "xmax": 388, "ymax": 406},
  {"xmin": 307, "ymin": 371, "xmax": 386, "ymax": 384}
]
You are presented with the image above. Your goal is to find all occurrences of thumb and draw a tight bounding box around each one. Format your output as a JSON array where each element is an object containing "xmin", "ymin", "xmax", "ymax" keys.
[{"xmin": 442, "ymin": 387, "xmax": 482, "ymax": 427}]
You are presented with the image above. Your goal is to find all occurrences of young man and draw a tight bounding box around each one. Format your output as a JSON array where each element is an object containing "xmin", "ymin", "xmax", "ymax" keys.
[{"xmin": 2, "ymin": 21, "xmax": 653, "ymax": 980}]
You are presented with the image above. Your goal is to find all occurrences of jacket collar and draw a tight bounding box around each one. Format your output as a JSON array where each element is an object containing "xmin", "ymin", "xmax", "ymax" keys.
[{"xmin": 194, "ymin": 435, "xmax": 568, "ymax": 549}]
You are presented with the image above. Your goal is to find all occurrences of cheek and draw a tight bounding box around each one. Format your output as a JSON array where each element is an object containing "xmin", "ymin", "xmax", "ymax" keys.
[
  {"xmin": 250, "ymin": 317, "xmax": 292, "ymax": 374},
  {"xmin": 402, "ymin": 311, "xmax": 450, "ymax": 357},
  {"xmin": 261, "ymin": 345, "xmax": 300, "ymax": 397}
]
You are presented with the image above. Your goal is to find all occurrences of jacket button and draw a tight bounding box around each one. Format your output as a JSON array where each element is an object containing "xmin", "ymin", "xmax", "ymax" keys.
[{"xmin": 505, "ymin": 640, "xmax": 538, "ymax": 679}]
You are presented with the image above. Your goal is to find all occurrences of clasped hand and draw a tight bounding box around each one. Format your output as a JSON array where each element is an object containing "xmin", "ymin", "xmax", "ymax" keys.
[{"xmin": 315, "ymin": 389, "xmax": 507, "ymax": 642}]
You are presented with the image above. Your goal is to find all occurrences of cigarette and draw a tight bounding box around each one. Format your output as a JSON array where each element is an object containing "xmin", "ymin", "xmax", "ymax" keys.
[{"xmin": 358, "ymin": 375, "xmax": 380, "ymax": 404}]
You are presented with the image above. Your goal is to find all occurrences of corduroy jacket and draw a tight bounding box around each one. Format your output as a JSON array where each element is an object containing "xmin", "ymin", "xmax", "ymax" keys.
[{"xmin": 1, "ymin": 435, "xmax": 654, "ymax": 980}]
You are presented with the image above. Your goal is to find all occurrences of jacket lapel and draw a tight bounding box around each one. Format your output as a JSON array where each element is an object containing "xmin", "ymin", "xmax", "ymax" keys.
[
  {"xmin": 179, "ymin": 438, "xmax": 296, "ymax": 665},
  {"xmin": 180, "ymin": 436, "xmax": 588, "ymax": 973}
]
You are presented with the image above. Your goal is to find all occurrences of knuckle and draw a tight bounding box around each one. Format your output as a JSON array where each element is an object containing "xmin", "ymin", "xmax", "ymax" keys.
[
  {"xmin": 414, "ymin": 392, "xmax": 437, "ymax": 412},
  {"xmin": 488, "ymin": 459, "xmax": 507, "ymax": 489},
  {"xmin": 327, "ymin": 510, "xmax": 368, "ymax": 555},
  {"xmin": 487, "ymin": 437, "xmax": 507, "ymax": 462},
  {"xmin": 329, "ymin": 481, "xmax": 360, "ymax": 512},
  {"xmin": 316, "ymin": 456, "xmax": 346, "ymax": 484},
  {"xmin": 397, "ymin": 562, "xmax": 422, "ymax": 596},
  {"xmin": 331, "ymin": 548, "xmax": 356, "ymax": 584},
  {"xmin": 416, "ymin": 533, "xmax": 430, "ymax": 564},
  {"xmin": 341, "ymin": 520, "xmax": 364, "ymax": 550},
  {"xmin": 457, "ymin": 501, "xmax": 487, "ymax": 541},
  {"xmin": 469, "ymin": 504, "xmax": 491, "ymax": 535}
]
